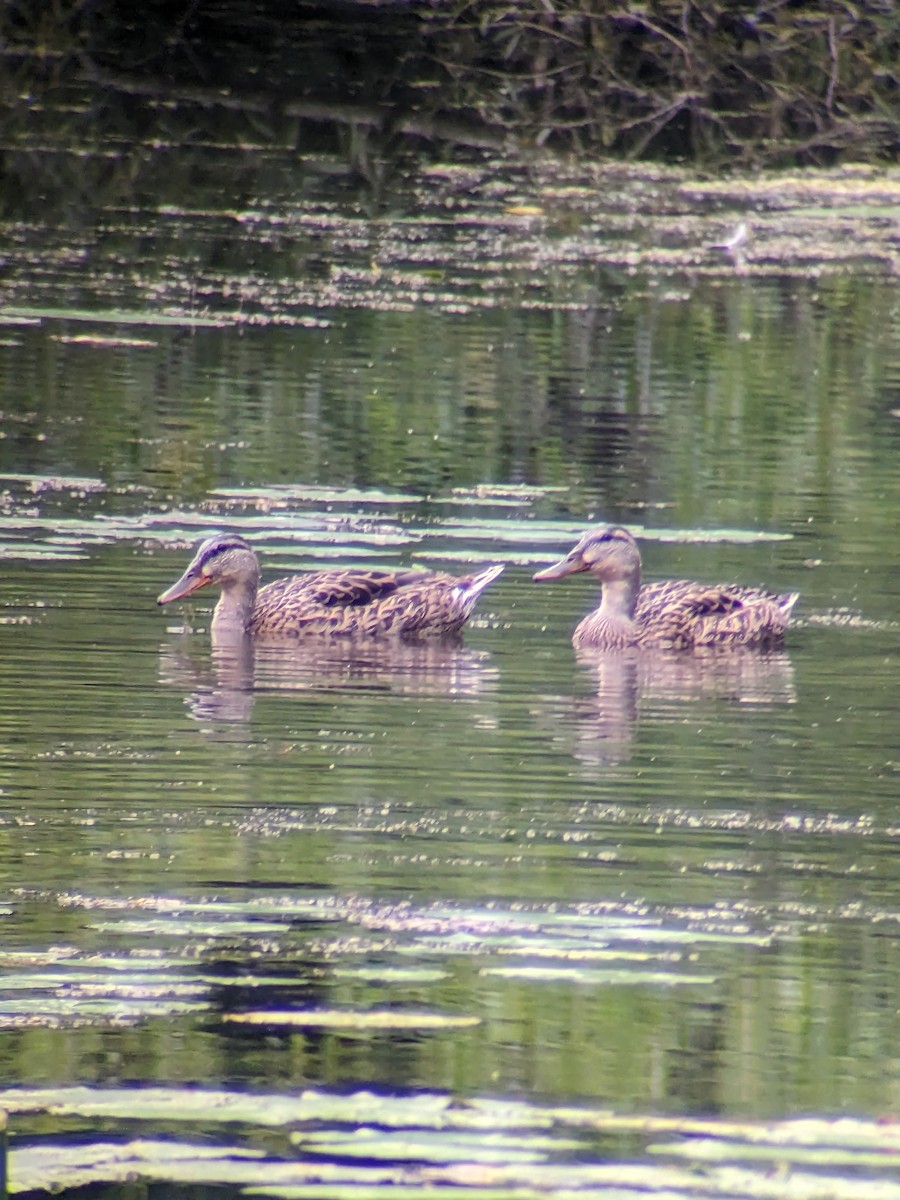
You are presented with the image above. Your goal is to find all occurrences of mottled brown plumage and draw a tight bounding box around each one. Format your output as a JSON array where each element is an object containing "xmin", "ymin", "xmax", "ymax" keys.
[
  {"xmin": 157, "ymin": 533, "xmax": 503, "ymax": 640},
  {"xmin": 533, "ymin": 525, "xmax": 797, "ymax": 650}
]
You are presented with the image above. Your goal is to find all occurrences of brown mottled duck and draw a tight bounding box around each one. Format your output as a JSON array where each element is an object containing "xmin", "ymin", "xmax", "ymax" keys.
[
  {"xmin": 158, "ymin": 533, "xmax": 504, "ymax": 639},
  {"xmin": 533, "ymin": 525, "xmax": 797, "ymax": 650}
]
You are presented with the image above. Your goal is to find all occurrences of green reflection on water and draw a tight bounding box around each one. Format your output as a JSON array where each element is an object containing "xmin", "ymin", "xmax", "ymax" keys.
[
  {"xmin": 0, "ymin": 199, "xmax": 898, "ymax": 1135},
  {"xmin": 1, "ymin": 276, "xmax": 897, "ymax": 551}
]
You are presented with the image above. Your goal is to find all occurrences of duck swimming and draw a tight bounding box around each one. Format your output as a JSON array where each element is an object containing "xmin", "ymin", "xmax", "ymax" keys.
[
  {"xmin": 158, "ymin": 533, "xmax": 503, "ymax": 639},
  {"xmin": 533, "ymin": 525, "xmax": 797, "ymax": 650}
]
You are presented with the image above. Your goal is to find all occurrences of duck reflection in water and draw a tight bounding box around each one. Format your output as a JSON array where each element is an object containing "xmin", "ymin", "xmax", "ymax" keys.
[
  {"xmin": 158, "ymin": 635, "xmax": 501, "ymax": 725},
  {"xmin": 535, "ymin": 645, "xmax": 797, "ymax": 769},
  {"xmin": 158, "ymin": 637, "xmax": 257, "ymax": 725}
]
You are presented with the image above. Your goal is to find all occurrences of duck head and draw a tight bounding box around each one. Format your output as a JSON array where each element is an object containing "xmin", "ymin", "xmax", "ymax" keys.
[
  {"xmin": 533, "ymin": 525, "xmax": 641, "ymax": 584},
  {"xmin": 157, "ymin": 533, "xmax": 259, "ymax": 605}
]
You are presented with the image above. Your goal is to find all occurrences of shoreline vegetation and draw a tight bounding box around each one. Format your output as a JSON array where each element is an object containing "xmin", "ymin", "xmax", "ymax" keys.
[{"xmin": 1, "ymin": 1, "xmax": 896, "ymax": 169}]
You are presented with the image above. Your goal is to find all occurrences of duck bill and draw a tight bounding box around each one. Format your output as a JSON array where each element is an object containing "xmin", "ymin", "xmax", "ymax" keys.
[
  {"xmin": 157, "ymin": 567, "xmax": 211, "ymax": 606},
  {"xmin": 532, "ymin": 554, "xmax": 586, "ymax": 582}
]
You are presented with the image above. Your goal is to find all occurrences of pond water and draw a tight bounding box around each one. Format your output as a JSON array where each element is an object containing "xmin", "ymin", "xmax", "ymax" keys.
[{"xmin": 0, "ymin": 135, "xmax": 898, "ymax": 1197}]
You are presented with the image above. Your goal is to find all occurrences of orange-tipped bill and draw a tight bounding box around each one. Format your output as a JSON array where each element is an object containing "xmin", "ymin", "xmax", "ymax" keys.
[{"xmin": 157, "ymin": 566, "xmax": 211, "ymax": 606}]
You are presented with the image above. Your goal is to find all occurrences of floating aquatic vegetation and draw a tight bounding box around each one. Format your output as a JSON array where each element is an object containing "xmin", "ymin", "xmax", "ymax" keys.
[
  {"xmin": 49, "ymin": 333, "xmax": 159, "ymax": 348},
  {"xmin": 224, "ymin": 1010, "xmax": 480, "ymax": 1030},
  {"xmin": 0, "ymin": 886, "xmax": 812, "ymax": 1037},
  {"xmin": 3, "ymin": 1086, "xmax": 900, "ymax": 1197}
]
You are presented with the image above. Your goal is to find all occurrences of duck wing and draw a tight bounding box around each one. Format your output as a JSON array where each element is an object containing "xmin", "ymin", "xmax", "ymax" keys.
[
  {"xmin": 637, "ymin": 580, "xmax": 795, "ymax": 648},
  {"xmin": 343, "ymin": 565, "xmax": 503, "ymax": 638},
  {"xmin": 258, "ymin": 568, "xmax": 428, "ymax": 611},
  {"xmin": 250, "ymin": 565, "xmax": 502, "ymax": 638}
]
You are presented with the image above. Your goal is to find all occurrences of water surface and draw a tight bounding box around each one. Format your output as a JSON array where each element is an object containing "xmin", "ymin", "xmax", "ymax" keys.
[{"xmin": 0, "ymin": 138, "xmax": 898, "ymax": 1197}]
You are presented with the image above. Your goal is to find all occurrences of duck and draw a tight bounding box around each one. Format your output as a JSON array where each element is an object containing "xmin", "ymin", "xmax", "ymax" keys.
[
  {"xmin": 158, "ymin": 533, "xmax": 504, "ymax": 640},
  {"xmin": 533, "ymin": 525, "xmax": 797, "ymax": 650}
]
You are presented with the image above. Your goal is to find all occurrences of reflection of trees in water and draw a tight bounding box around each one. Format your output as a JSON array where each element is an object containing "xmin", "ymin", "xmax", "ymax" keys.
[
  {"xmin": 15, "ymin": 280, "xmax": 881, "ymax": 527},
  {"xmin": 158, "ymin": 635, "xmax": 500, "ymax": 726},
  {"xmin": 535, "ymin": 647, "xmax": 796, "ymax": 768}
]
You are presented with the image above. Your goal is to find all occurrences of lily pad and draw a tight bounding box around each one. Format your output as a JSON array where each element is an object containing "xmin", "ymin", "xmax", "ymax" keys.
[{"xmin": 224, "ymin": 1010, "xmax": 480, "ymax": 1030}]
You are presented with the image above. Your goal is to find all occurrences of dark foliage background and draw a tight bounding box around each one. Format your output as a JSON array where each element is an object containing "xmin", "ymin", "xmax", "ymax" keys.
[{"xmin": 2, "ymin": 1, "xmax": 898, "ymax": 165}]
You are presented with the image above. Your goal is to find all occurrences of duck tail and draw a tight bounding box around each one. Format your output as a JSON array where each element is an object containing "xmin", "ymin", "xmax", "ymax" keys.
[
  {"xmin": 779, "ymin": 592, "xmax": 800, "ymax": 619},
  {"xmin": 454, "ymin": 563, "xmax": 504, "ymax": 612}
]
